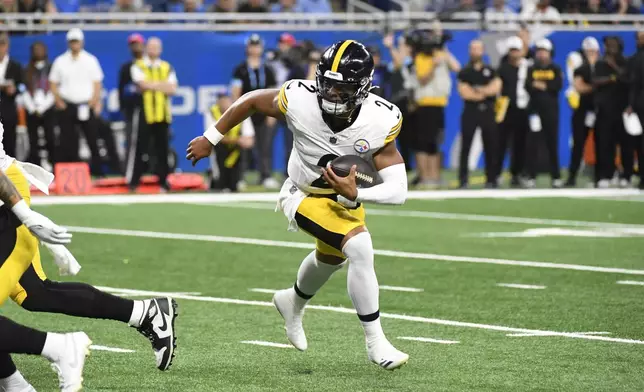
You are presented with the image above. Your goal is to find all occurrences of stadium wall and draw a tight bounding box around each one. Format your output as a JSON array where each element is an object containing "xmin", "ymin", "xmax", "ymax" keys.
[{"xmin": 10, "ymin": 30, "xmax": 638, "ymax": 173}]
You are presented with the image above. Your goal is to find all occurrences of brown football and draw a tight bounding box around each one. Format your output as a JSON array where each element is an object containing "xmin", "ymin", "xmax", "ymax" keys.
[{"xmin": 329, "ymin": 155, "xmax": 383, "ymax": 188}]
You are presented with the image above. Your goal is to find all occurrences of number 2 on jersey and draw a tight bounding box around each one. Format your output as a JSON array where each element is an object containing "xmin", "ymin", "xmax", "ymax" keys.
[{"xmin": 310, "ymin": 154, "xmax": 339, "ymax": 188}]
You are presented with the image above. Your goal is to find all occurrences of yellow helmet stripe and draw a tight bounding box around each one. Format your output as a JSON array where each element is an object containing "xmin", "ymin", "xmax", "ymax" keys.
[{"xmin": 331, "ymin": 40, "xmax": 355, "ymax": 72}]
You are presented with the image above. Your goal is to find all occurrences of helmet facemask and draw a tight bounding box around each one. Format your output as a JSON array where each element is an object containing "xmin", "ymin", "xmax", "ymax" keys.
[{"xmin": 316, "ymin": 69, "xmax": 372, "ymax": 117}]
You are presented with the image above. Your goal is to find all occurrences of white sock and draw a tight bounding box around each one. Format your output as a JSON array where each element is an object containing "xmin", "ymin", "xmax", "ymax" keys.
[
  {"xmin": 128, "ymin": 300, "xmax": 150, "ymax": 327},
  {"xmin": 0, "ymin": 370, "xmax": 31, "ymax": 390},
  {"xmin": 343, "ymin": 232, "xmax": 385, "ymax": 344},
  {"xmin": 41, "ymin": 333, "xmax": 66, "ymax": 362},
  {"xmin": 292, "ymin": 251, "xmax": 345, "ymax": 310}
]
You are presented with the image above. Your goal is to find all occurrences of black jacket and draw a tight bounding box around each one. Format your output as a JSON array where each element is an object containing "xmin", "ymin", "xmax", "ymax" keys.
[
  {"xmin": 118, "ymin": 59, "xmax": 141, "ymax": 116},
  {"xmin": 526, "ymin": 61, "xmax": 563, "ymax": 110},
  {"xmin": 628, "ymin": 48, "xmax": 644, "ymax": 110},
  {"xmin": 0, "ymin": 59, "xmax": 22, "ymax": 118}
]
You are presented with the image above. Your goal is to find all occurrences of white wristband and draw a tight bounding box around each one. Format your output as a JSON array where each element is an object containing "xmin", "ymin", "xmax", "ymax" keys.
[
  {"xmin": 203, "ymin": 123, "xmax": 225, "ymax": 146},
  {"xmin": 11, "ymin": 199, "xmax": 32, "ymax": 223}
]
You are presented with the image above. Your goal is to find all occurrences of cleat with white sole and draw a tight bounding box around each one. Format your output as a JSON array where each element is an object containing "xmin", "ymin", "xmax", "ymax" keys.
[
  {"xmin": 367, "ymin": 340, "xmax": 409, "ymax": 371},
  {"xmin": 50, "ymin": 332, "xmax": 92, "ymax": 392},
  {"xmin": 136, "ymin": 297, "xmax": 178, "ymax": 371},
  {"xmin": 272, "ymin": 289, "xmax": 307, "ymax": 351}
]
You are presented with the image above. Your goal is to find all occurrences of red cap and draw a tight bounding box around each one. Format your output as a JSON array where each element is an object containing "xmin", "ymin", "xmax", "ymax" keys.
[
  {"xmin": 127, "ymin": 33, "xmax": 144, "ymax": 44},
  {"xmin": 279, "ymin": 33, "xmax": 296, "ymax": 46}
]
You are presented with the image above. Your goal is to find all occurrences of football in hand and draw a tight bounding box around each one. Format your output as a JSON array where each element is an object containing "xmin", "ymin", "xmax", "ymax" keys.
[{"xmin": 329, "ymin": 155, "xmax": 383, "ymax": 188}]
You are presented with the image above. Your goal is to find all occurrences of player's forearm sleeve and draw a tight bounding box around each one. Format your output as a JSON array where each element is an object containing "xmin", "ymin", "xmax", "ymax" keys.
[{"xmin": 356, "ymin": 163, "xmax": 407, "ymax": 205}]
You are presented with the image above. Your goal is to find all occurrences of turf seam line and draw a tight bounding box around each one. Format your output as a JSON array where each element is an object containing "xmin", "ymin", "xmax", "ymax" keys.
[
  {"xmin": 72, "ymin": 226, "xmax": 644, "ymax": 276},
  {"xmin": 95, "ymin": 286, "xmax": 644, "ymax": 345}
]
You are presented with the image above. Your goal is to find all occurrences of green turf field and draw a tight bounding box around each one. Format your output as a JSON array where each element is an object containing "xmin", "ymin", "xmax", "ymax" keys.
[{"xmin": 4, "ymin": 194, "xmax": 644, "ymax": 391}]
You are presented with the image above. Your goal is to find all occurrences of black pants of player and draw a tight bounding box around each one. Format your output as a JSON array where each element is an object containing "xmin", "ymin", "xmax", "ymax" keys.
[
  {"xmin": 95, "ymin": 116, "xmax": 123, "ymax": 175},
  {"xmin": 615, "ymin": 121, "xmax": 639, "ymax": 180},
  {"xmin": 459, "ymin": 106, "xmax": 498, "ymax": 185},
  {"xmin": 594, "ymin": 107, "xmax": 620, "ymax": 181},
  {"xmin": 56, "ymin": 102, "xmax": 103, "ymax": 176},
  {"xmin": 26, "ymin": 109, "xmax": 57, "ymax": 166},
  {"xmin": 254, "ymin": 119, "xmax": 276, "ymax": 182},
  {"xmin": 0, "ymin": 108, "xmax": 17, "ymax": 158},
  {"xmin": 526, "ymin": 108, "xmax": 561, "ymax": 180},
  {"xmin": 498, "ymin": 106, "xmax": 528, "ymax": 181},
  {"xmin": 127, "ymin": 114, "xmax": 170, "ymax": 190},
  {"xmin": 567, "ymin": 108, "xmax": 593, "ymax": 183},
  {"xmin": 635, "ymin": 108, "xmax": 644, "ymax": 187},
  {"xmin": 212, "ymin": 145, "xmax": 243, "ymax": 192}
]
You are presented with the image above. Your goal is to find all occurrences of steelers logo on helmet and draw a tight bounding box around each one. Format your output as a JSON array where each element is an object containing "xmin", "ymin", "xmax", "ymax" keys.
[{"xmin": 316, "ymin": 40, "xmax": 374, "ymax": 117}]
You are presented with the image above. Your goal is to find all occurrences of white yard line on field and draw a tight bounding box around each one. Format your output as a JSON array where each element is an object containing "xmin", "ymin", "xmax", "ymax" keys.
[
  {"xmin": 251, "ymin": 286, "xmax": 424, "ymax": 294},
  {"xmin": 240, "ymin": 341, "xmax": 294, "ymax": 349},
  {"xmin": 497, "ymin": 283, "xmax": 547, "ymax": 290},
  {"xmin": 507, "ymin": 332, "xmax": 611, "ymax": 337},
  {"xmin": 119, "ymin": 291, "xmax": 202, "ymax": 297},
  {"xmin": 249, "ymin": 288, "xmax": 279, "ymax": 294},
  {"xmin": 397, "ymin": 337, "xmax": 460, "ymax": 344},
  {"xmin": 90, "ymin": 345, "xmax": 136, "ymax": 353},
  {"xmin": 29, "ymin": 188, "xmax": 642, "ymax": 206},
  {"xmin": 72, "ymin": 226, "xmax": 644, "ymax": 276},
  {"xmin": 617, "ymin": 280, "xmax": 644, "ymax": 286},
  {"xmin": 205, "ymin": 202, "xmax": 644, "ymax": 230},
  {"xmin": 96, "ymin": 285, "xmax": 644, "ymax": 345},
  {"xmin": 379, "ymin": 285, "xmax": 424, "ymax": 292}
]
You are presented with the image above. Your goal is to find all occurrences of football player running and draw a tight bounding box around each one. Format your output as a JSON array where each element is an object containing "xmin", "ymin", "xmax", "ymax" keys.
[{"xmin": 188, "ymin": 40, "xmax": 409, "ymax": 370}]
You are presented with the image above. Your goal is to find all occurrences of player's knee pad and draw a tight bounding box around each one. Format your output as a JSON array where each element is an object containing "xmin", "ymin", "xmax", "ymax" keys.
[{"xmin": 341, "ymin": 231, "xmax": 374, "ymax": 266}]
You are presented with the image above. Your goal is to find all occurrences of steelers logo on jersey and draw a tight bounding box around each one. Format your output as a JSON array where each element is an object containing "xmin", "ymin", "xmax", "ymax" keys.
[{"xmin": 354, "ymin": 139, "xmax": 370, "ymax": 154}]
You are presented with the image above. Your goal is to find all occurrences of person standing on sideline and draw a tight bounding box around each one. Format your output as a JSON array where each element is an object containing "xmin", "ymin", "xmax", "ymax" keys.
[
  {"xmin": 207, "ymin": 93, "xmax": 255, "ymax": 192},
  {"xmin": 0, "ymin": 33, "xmax": 23, "ymax": 159},
  {"xmin": 49, "ymin": 28, "xmax": 104, "ymax": 176},
  {"xmin": 565, "ymin": 37, "xmax": 600, "ymax": 187},
  {"xmin": 627, "ymin": 30, "xmax": 644, "ymax": 190},
  {"xmin": 593, "ymin": 36, "xmax": 632, "ymax": 188},
  {"xmin": 231, "ymin": 34, "xmax": 278, "ymax": 189},
  {"xmin": 118, "ymin": 33, "xmax": 145, "ymax": 140},
  {"xmin": 525, "ymin": 38, "xmax": 563, "ymax": 188},
  {"xmin": 456, "ymin": 39, "xmax": 502, "ymax": 188},
  {"xmin": 497, "ymin": 36, "xmax": 532, "ymax": 187},
  {"xmin": 128, "ymin": 37, "xmax": 178, "ymax": 192},
  {"xmin": 21, "ymin": 41, "xmax": 56, "ymax": 167}
]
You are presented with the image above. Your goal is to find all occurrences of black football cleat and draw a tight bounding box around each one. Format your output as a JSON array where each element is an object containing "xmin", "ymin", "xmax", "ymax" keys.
[{"xmin": 136, "ymin": 297, "xmax": 178, "ymax": 371}]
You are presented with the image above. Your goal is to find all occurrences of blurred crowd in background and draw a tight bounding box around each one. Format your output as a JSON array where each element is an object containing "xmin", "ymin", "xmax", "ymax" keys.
[{"xmin": 0, "ymin": 21, "xmax": 643, "ymax": 192}]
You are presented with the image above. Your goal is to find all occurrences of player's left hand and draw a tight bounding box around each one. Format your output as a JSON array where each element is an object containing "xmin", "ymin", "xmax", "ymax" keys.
[
  {"xmin": 322, "ymin": 165, "xmax": 358, "ymax": 201},
  {"xmin": 186, "ymin": 136, "xmax": 213, "ymax": 166}
]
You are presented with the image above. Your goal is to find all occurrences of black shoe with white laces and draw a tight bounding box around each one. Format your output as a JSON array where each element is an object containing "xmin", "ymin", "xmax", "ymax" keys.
[{"xmin": 136, "ymin": 297, "xmax": 178, "ymax": 371}]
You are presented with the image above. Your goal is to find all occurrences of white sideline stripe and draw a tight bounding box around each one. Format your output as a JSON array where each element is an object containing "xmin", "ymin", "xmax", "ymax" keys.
[
  {"xmin": 73, "ymin": 226, "xmax": 644, "ymax": 276},
  {"xmin": 29, "ymin": 188, "xmax": 642, "ymax": 206},
  {"xmin": 497, "ymin": 283, "xmax": 547, "ymax": 290},
  {"xmin": 251, "ymin": 286, "xmax": 423, "ymax": 293},
  {"xmin": 379, "ymin": 285, "xmax": 424, "ymax": 292},
  {"xmin": 507, "ymin": 332, "xmax": 611, "ymax": 337},
  {"xmin": 209, "ymin": 202, "xmax": 644, "ymax": 230},
  {"xmin": 397, "ymin": 336, "xmax": 459, "ymax": 344},
  {"xmin": 240, "ymin": 341, "xmax": 294, "ymax": 349},
  {"xmin": 119, "ymin": 291, "xmax": 202, "ymax": 297},
  {"xmin": 617, "ymin": 280, "xmax": 644, "ymax": 286},
  {"xmin": 90, "ymin": 345, "xmax": 136, "ymax": 353},
  {"xmin": 249, "ymin": 288, "xmax": 278, "ymax": 294},
  {"xmin": 95, "ymin": 285, "xmax": 644, "ymax": 345}
]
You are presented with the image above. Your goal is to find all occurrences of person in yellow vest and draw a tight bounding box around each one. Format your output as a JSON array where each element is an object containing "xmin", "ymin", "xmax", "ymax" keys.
[
  {"xmin": 128, "ymin": 36, "xmax": 177, "ymax": 192},
  {"xmin": 207, "ymin": 93, "xmax": 255, "ymax": 192}
]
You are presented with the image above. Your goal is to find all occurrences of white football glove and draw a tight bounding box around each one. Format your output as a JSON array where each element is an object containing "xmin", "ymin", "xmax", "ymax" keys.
[
  {"xmin": 42, "ymin": 243, "xmax": 82, "ymax": 276},
  {"xmin": 11, "ymin": 200, "xmax": 72, "ymax": 245}
]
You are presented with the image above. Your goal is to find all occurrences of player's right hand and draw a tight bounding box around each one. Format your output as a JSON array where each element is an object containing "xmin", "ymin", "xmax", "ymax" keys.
[
  {"xmin": 186, "ymin": 136, "xmax": 213, "ymax": 166},
  {"xmin": 11, "ymin": 200, "xmax": 72, "ymax": 245}
]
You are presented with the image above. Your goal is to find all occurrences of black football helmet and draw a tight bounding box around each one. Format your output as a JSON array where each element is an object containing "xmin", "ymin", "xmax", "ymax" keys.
[{"xmin": 316, "ymin": 40, "xmax": 374, "ymax": 117}]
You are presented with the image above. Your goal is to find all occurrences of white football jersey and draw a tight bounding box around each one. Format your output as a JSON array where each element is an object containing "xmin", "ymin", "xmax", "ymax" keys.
[{"xmin": 278, "ymin": 79, "xmax": 402, "ymax": 195}]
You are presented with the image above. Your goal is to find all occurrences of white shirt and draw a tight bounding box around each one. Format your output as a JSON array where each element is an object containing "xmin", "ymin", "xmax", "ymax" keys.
[
  {"xmin": 0, "ymin": 56, "xmax": 9, "ymax": 84},
  {"xmin": 485, "ymin": 6, "xmax": 517, "ymax": 21},
  {"xmin": 520, "ymin": 5, "xmax": 561, "ymax": 22},
  {"xmin": 49, "ymin": 50, "xmax": 104, "ymax": 104},
  {"xmin": 130, "ymin": 57, "xmax": 178, "ymax": 85},
  {"xmin": 278, "ymin": 79, "xmax": 401, "ymax": 194}
]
